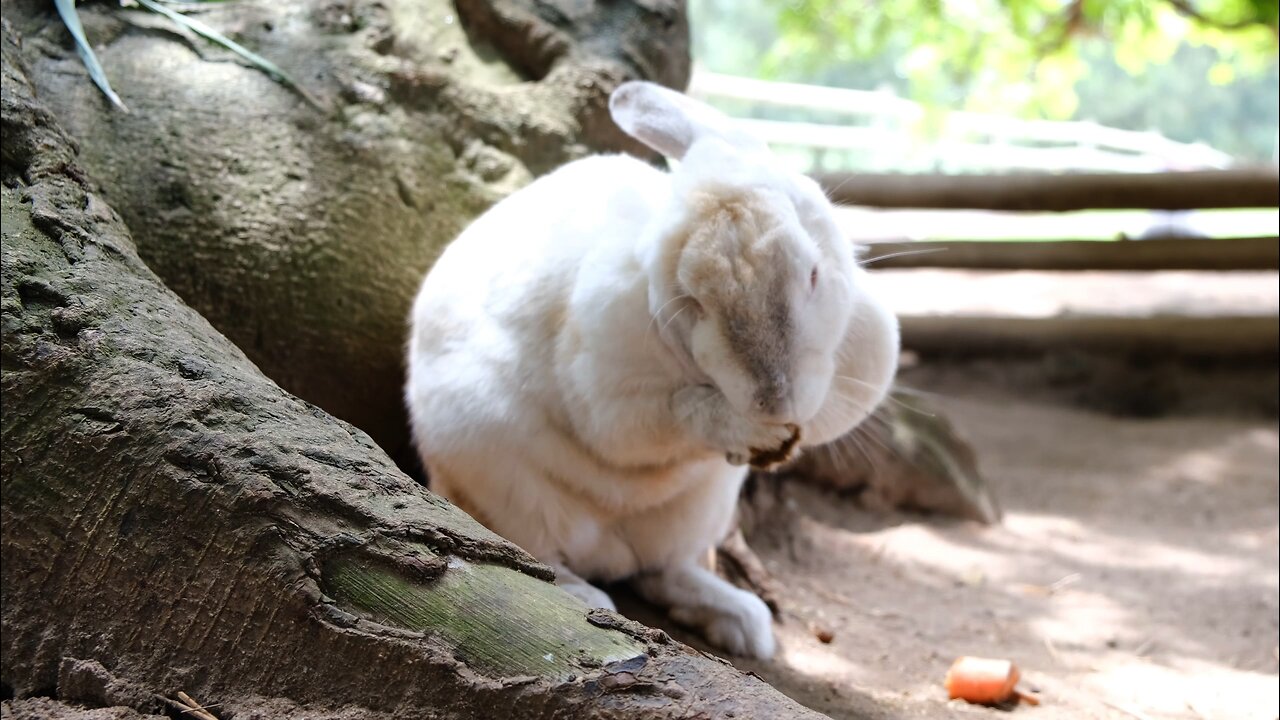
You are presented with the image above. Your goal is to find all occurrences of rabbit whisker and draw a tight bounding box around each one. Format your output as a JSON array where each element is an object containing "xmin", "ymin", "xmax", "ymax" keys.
[
  {"xmin": 852, "ymin": 421, "xmax": 895, "ymax": 457},
  {"xmin": 648, "ymin": 294, "xmax": 691, "ymax": 332},
  {"xmin": 891, "ymin": 383, "xmax": 950, "ymax": 402},
  {"xmin": 834, "ymin": 376, "xmax": 935, "ymax": 416},
  {"xmin": 645, "ymin": 293, "xmax": 691, "ymax": 352},
  {"xmin": 858, "ymin": 247, "xmax": 949, "ymax": 266},
  {"xmin": 826, "ymin": 384, "xmax": 886, "ymax": 419},
  {"xmin": 844, "ymin": 429, "xmax": 881, "ymax": 477},
  {"xmin": 832, "ymin": 433, "xmax": 863, "ymax": 476},
  {"xmin": 820, "ymin": 173, "xmax": 857, "ymax": 203},
  {"xmin": 659, "ymin": 305, "xmax": 689, "ymax": 335},
  {"xmin": 825, "ymin": 392, "xmax": 895, "ymax": 441}
]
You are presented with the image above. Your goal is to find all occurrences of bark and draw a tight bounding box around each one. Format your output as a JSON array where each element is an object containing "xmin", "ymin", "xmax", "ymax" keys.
[
  {"xmin": 6, "ymin": 0, "xmax": 689, "ymax": 466},
  {"xmin": 815, "ymin": 168, "xmax": 1280, "ymax": 211},
  {"xmin": 862, "ymin": 236, "xmax": 1280, "ymax": 271},
  {"xmin": 0, "ymin": 23, "xmax": 827, "ymax": 720}
]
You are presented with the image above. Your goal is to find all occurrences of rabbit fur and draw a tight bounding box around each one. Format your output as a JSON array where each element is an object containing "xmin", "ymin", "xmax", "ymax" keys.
[{"xmin": 405, "ymin": 81, "xmax": 899, "ymax": 659}]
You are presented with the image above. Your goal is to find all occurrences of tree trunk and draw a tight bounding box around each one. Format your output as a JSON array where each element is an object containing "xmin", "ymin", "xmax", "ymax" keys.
[
  {"xmin": 6, "ymin": 0, "xmax": 690, "ymax": 467},
  {"xmin": 0, "ymin": 23, "xmax": 827, "ymax": 720}
]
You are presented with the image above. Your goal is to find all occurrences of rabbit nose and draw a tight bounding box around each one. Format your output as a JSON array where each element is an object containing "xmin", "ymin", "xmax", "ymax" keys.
[{"xmin": 754, "ymin": 378, "xmax": 793, "ymax": 420}]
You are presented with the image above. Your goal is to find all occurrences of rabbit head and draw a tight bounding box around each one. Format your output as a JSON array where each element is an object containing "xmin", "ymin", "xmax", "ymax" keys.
[{"xmin": 610, "ymin": 81, "xmax": 897, "ymax": 430}]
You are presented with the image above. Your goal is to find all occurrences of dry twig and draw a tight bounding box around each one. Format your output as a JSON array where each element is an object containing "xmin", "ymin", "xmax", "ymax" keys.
[{"xmin": 175, "ymin": 691, "xmax": 220, "ymax": 720}]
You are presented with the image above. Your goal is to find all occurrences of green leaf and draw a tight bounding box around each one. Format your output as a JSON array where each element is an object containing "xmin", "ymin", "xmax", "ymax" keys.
[{"xmin": 53, "ymin": 0, "xmax": 128, "ymax": 111}]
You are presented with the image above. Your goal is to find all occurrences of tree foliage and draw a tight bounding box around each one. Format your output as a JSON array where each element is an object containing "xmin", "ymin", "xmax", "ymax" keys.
[
  {"xmin": 691, "ymin": 0, "xmax": 1279, "ymax": 160},
  {"xmin": 764, "ymin": 0, "xmax": 1277, "ymax": 117},
  {"xmin": 1074, "ymin": 39, "xmax": 1279, "ymax": 161}
]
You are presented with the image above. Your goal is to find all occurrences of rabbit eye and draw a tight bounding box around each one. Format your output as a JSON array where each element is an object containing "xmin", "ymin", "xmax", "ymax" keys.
[{"xmin": 809, "ymin": 265, "xmax": 819, "ymax": 292}]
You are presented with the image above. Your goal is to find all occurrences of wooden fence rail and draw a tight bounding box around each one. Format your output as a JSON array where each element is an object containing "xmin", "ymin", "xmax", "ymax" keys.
[
  {"xmin": 862, "ymin": 236, "xmax": 1280, "ymax": 271},
  {"xmin": 899, "ymin": 315, "xmax": 1278, "ymax": 357},
  {"xmin": 815, "ymin": 169, "xmax": 1280, "ymax": 211}
]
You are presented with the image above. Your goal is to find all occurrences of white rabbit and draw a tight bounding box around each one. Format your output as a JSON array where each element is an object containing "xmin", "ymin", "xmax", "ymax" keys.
[{"xmin": 405, "ymin": 81, "xmax": 899, "ymax": 659}]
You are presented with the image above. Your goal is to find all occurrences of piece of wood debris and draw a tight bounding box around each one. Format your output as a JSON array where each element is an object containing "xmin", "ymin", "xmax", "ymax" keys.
[{"xmin": 175, "ymin": 690, "xmax": 220, "ymax": 720}]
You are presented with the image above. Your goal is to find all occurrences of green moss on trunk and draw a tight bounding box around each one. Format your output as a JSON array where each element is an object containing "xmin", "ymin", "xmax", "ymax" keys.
[{"xmin": 324, "ymin": 545, "xmax": 641, "ymax": 677}]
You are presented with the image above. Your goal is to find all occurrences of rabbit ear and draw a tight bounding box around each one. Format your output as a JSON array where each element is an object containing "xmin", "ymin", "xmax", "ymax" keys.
[{"xmin": 609, "ymin": 81, "xmax": 767, "ymax": 160}]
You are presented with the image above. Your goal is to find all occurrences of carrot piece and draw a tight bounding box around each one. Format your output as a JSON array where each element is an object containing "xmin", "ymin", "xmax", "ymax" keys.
[{"xmin": 945, "ymin": 656, "xmax": 1022, "ymax": 705}]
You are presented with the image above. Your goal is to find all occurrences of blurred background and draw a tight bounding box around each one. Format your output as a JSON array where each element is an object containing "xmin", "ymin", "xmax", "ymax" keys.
[{"xmin": 689, "ymin": 0, "xmax": 1278, "ymax": 242}]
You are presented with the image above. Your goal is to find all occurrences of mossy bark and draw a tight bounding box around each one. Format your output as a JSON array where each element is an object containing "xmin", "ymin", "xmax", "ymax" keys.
[{"xmin": 0, "ymin": 21, "xmax": 828, "ymax": 719}]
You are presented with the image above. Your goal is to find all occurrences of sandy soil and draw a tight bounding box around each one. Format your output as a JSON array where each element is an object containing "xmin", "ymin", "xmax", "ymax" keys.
[{"xmin": 619, "ymin": 372, "xmax": 1280, "ymax": 720}]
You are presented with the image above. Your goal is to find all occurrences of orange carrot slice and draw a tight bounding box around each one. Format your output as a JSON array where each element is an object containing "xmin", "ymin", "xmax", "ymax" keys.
[{"xmin": 945, "ymin": 656, "xmax": 1023, "ymax": 705}]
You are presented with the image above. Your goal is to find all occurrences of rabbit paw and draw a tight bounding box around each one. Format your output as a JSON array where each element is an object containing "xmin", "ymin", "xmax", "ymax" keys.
[
  {"xmin": 634, "ymin": 563, "xmax": 776, "ymax": 660},
  {"xmin": 726, "ymin": 422, "xmax": 801, "ymax": 469},
  {"xmin": 562, "ymin": 581, "xmax": 616, "ymax": 610},
  {"xmin": 553, "ymin": 563, "xmax": 616, "ymax": 610},
  {"xmin": 669, "ymin": 587, "xmax": 776, "ymax": 660},
  {"xmin": 745, "ymin": 423, "xmax": 801, "ymax": 470},
  {"xmin": 673, "ymin": 386, "xmax": 800, "ymax": 468}
]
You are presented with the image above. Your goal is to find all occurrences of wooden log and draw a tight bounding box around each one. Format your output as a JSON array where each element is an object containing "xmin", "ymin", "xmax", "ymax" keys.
[
  {"xmin": 899, "ymin": 315, "xmax": 1279, "ymax": 357},
  {"xmin": 817, "ymin": 168, "xmax": 1280, "ymax": 211},
  {"xmin": 862, "ymin": 237, "xmax": 1280, "ymax": 271}
]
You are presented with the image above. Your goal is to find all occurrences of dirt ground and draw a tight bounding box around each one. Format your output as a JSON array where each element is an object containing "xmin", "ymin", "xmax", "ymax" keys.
[{"xmin": 619, "ymin": 366, "xmax": 1280, "ymax": 720}]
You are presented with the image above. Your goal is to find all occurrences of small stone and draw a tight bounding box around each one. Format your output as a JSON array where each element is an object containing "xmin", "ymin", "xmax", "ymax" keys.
[{"xmin": 810, "ymin": 622, "xmax": 835, "ymax": 644}]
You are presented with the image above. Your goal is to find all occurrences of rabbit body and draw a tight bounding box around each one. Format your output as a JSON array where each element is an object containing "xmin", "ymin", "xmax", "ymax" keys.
[
  {"xmin": 407, "ymin": 154, "xmax": 744, "ymax": 579},
  {"xmin": 407, "ymin": 82, "xmax": 899, "ymax": 659}
]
